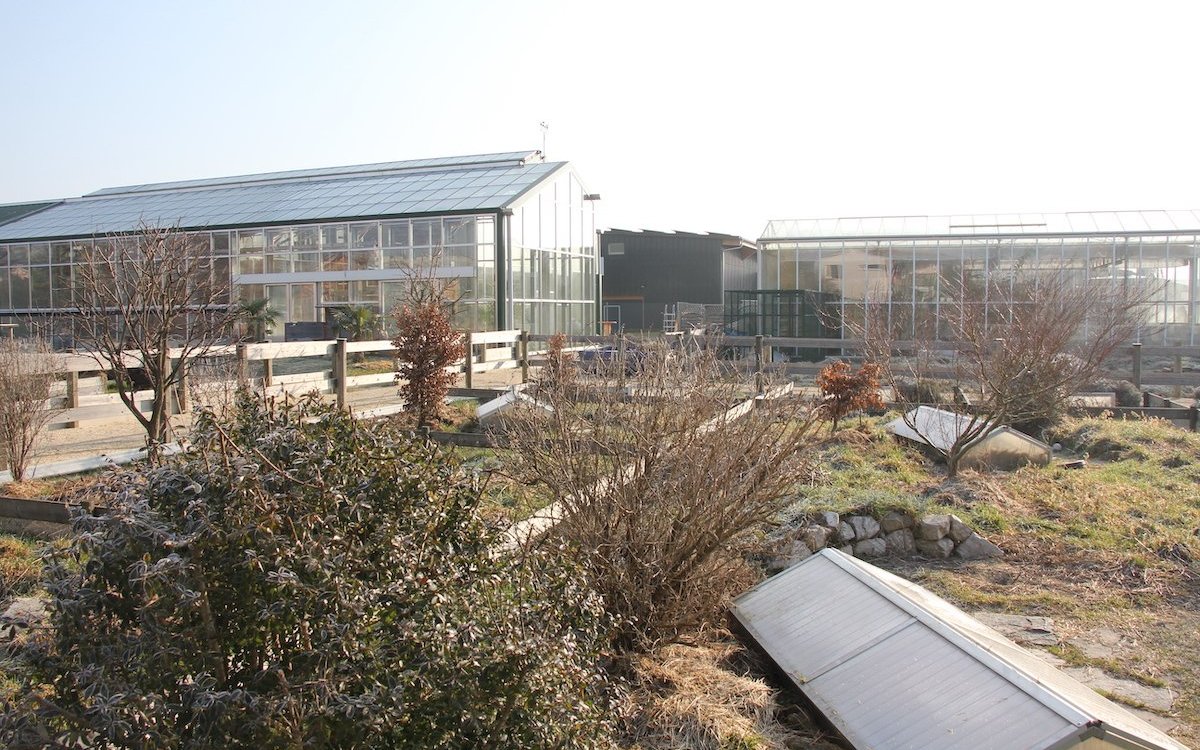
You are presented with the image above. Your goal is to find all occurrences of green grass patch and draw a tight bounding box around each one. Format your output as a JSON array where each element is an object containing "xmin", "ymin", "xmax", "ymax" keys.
[{"xmin": 0, "ymin": 534, "xmax": 42, "ymax": 600}]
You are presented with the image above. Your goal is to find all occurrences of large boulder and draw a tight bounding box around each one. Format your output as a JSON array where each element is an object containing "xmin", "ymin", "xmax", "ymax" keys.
[
  {"xmin": 915, "ymin": 537, "xmax": 955, "ymax": 559},
  {"xmin": 837, "ymin": 521, "xmax": 856, "ymax": 543},
  {"xmin": 884, "ymin": 528, "xmax": 916, "ymax": 556},
  {"xmin": 916, "ymin": 514, "xmax": 952, "ymax": 541},
  {"xmin": 813, "ymin": 511, "xmax": 840, "ymax": 530},
  {"xmin": 880, "ymin": 511, "xmax": 913, "ymax": 533},
  {"xmin": 847, "ymin": 515, "xmax": 881, "ymax": 540},
  {"xmin": 853, "ymin": 538, "xmax": 887, "ymax": 558},
  {"xmin": 954, "ymin": 533, "xmax": 1004, "ymax": 560},
  {"xmin": 799, "ymin": 525, "xmax": 831, "ymax": 551},
  {"xmin": 948, "ymin": 515, "xmax": 974, "ymax": 543}
]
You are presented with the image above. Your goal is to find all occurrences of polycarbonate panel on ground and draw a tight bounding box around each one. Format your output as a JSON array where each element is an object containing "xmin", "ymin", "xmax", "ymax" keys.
[
  {"xmin": 732, "ymin": 554, "xmax": 912, "ymax": 682},
  {"xmin": 808, "ymin": 622, "xmax": 1070, "ymax": 750}
]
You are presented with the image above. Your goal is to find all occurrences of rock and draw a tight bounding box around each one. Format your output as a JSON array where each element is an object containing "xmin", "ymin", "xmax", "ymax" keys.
[
  {"xmin": 954, "ymin": 532, "xmax": 1003, "ymax": 559},
  {"xmin": 814, "ymin": 511, "xmax": 840, "ymax": 530},
  {"xmin": 880, "ymin": 511, "xmax": 913, "ymax": 533},
  {"xmin": 1052, "ymin": 442, "xmax": 1063, "ymax": 452},
  {"xmin": 848, "ymin": 515, "xmax": 881, "ymax": 540},
  {"xmin": 838, "ymin": 544, "xmax": 853, "ymax": 555},
  {"xmin": 798, "ymin": 525, "xmax": 831, "ymax": 551},
  {"xmin": 767, "ymin": 540, "xmax": 812, "ymax": 572},
  {"xmin": 948, "ymin": 515, "xmax": 973, "ymax": 543},
  {"xmin": 973, "ymin": 612, "xmax": 1058, "ymax": 646},
  {"xmin": 853, "ymin": 538, "xmax": 887, "ymax": 557},
  {"xmin": 884, "ymin": 528, "xmax": 916, "ymax": 555},
  {"xmin": 916, "ymin": 513, "xmax": 952, "ymax": 541},
  {"xmin": 0, "ymin": 596, "xmax": 47, "ymax": 641},
  {"xmin": 1062, "ymin": 667, "xmax": 1175, "ymax": 712},
  {"xmin": 1067, "ymin": 627, "xmax": 1137, "ymax": 661},
  {"xmin": 915, "ymin": 537, "xmax": 955, "ymax": 558},
  {"xmin": 837, "ymin": 521, "xmax": 856, "ymax": 543}
]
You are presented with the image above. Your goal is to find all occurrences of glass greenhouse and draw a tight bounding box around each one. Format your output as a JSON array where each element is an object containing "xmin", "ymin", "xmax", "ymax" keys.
[
  {"xmin": 759, "ymin": 211, "xmax": 1200, "ymax": 345},
  {"xmin": 0, "ymin": 151, "xmax": 599, "ymax": 339}
]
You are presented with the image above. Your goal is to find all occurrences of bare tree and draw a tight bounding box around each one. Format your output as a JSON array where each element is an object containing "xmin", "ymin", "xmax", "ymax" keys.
[
  {"xmin": 502, "ymin": 342, "xmax": 818, "ymax": 651},
  {"xmin": 0, "ymin": 337, "xmax": 64, "ymax": 482},
  {"xmin": 68, "ymin": 223, "xmax": 237, "ymax": 451},
  {"xmin": 861, "ymin": 270, "xmax": 1147, "ymax": 477}
]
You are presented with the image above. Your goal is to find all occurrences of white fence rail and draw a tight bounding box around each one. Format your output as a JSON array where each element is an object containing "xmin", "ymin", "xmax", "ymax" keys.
[{"xmin": 42, "ymin": 329, "xmax": 532, "ymax": 430}]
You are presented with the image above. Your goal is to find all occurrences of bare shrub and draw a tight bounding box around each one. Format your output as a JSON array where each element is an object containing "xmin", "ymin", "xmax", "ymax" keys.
[
  {"xmin": 502, "ymin": 341, "xmax": 817, "ymax": 651},
  {"xmin": 0, "ymin": 337, "xmax": 63, "ymax": 481},
  {"xmin": 860, "ymin": 271, "xmax": 1145, "ymax": 477},
  {"xmin": 67, "ymin": 223, "xmax": 237, "ymax": 452},
  {"xmin": 537, "ymin": 331, "xmax": 576, "ymax": 392}
]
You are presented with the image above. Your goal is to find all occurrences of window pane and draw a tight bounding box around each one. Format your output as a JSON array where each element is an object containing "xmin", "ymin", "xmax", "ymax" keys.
[
  {"xmin": 382, "ymin": 220, "xmax": 410, "ymax": 247},
  {"xmin": 350, "ymin": 222, "xmax": 379, "ymax": 249},
  {"xmin": 322, "ymin": 281, "xmax": 348, "ymax": 304},
  {"xmin": 322, "ymin": 224, "xmax": 348, "ymax": 249},
  {"xmin": 29, "ymin": 243, "xmax": 49, "ymax": 265},
  {"xmin": 323, "ymin": 251, "xmax": 348, "ymax": 272}
]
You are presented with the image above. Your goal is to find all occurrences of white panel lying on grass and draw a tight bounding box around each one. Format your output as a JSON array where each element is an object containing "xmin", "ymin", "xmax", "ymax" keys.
[
  {"xmin": 886, "ymin": 405, "xmax": 1052, "ymax": 470},
  {"xmin": 730, "ymin": 549, "xmax": 1189, "ymax": 750},
  {"xmin": 476, "ymin": 385, "xmax": 552, "ymax": 429}
]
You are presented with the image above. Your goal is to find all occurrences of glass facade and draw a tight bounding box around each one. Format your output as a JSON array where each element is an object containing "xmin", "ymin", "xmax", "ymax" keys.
[
  {"xmin": 507, "ymin": 170, "xmax": 597, "ymax": 335},
  {"xmin": 0, "ymin": 155, "xmax": 600, "ymax": 338},
  {"xmin": 760, "ymin": 213, "xmax": 1200, "ymax": 345}
]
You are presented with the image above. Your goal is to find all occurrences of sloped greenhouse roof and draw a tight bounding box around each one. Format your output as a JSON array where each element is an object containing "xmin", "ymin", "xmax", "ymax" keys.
[
  {"xmin": 0, "ymin": 151, "xmax": 562, "ymax": 242},
  {"xmin": 761, "ymin": 211, "xmax": 1200, "ymax": 241}
]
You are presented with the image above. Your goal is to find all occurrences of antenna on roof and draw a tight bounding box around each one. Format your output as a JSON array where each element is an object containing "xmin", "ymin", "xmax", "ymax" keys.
[{"xmin": 539, "ymin": 121, "xmax": 549, "ymax": 158}]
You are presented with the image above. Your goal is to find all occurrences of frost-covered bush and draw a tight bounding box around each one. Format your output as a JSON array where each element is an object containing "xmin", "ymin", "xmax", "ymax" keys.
[{"xmin": 0, "ymin": 392, "xmax": 612, "ymax": 749}]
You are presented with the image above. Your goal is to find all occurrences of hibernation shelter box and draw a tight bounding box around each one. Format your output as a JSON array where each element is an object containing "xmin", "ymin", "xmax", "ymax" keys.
[
  {"xmin": 886, "ymin": 405, "xmax": 1052, "ymax": 470},
  {"xmin": 476, "ymin": 385, "xmax": 552, "ymax": 429},
  {"xmin": 730, "ymin": 549, "xmax": 1189, "ymax": 750}
]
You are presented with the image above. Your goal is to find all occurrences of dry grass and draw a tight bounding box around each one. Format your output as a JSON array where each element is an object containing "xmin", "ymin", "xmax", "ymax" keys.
[{"xmin": 616, "ymin": 632, "xmax": 840, "ymax": 750}]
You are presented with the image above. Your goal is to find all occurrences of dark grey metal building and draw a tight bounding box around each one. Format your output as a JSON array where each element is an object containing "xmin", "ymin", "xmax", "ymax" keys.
[{"xmin": 599, "ymin": 229, "xmax": 756, "ymax": 331}]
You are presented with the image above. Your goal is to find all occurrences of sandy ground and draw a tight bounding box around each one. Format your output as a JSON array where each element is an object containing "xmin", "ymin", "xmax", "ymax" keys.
[{"xmin": 31, "ymin": 368, "xmax": 527, "ymax": 465}]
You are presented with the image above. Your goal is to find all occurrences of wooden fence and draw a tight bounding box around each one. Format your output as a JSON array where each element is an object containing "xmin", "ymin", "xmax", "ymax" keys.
[
  {"xmin": 31, "ymin": 331, "xmax": 1200, "ymax": 431},
  {"xmin": 43, "ymin": 330, "xmax": 528, "ymax": 430}
]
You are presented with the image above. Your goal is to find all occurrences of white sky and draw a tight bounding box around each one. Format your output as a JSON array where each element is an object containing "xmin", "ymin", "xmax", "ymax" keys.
[{"xmin": 3, "ymin": 0, "xmax": 1199, "ymax": 239}]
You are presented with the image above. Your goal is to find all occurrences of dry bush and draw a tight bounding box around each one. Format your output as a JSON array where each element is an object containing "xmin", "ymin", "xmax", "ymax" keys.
[
  {"xmin": 0, "ymin": 337, "xmax": 63, "ymax": 481},
  {"xmin": 184, "ymin": 355, "xmax": 243, "ymax": 428},
  {"xmin": 815, "ymin": 360, "xmax": 884, "ymax": 432},
  {"xmin": 391, "ymin": 259, "xmax": 465, "ymax": 428},
  {"xmin": 503, "ymin": 342, "xmax": 818, "ymax": 651}
]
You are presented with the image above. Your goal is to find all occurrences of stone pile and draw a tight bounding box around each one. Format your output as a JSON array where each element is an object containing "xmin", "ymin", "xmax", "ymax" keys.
[{"xmin": 766, "ymin": 509, "xmax": 1003, "ymax": 572}]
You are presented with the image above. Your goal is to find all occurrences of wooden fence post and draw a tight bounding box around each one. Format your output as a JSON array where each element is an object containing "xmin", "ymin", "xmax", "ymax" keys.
[
  {"xmin": 263, "ymin": 358, "xmax": 273, "ymax": 389},
  {"xmin": 1173, "ymin": 354, "xmax": 1182, "ymax": 399},
  {"xmin": 755, "ymin": 334, "xmax": 765, "ymax": 396},
  {"xmin": 66, "ymin": 371, "xmax": 80, "ymax": 429},
  {"xmin": 1190, "ymin": 405, "xmax": 1199, "ymax": 433},
  {"xmin": 334, "ymin": 338, "xmax": 348, "ymax": 410},
  {"xmin": 464, "ymin": 331, "xmax": 474, "ymax": 389},
  {"xmin": 617, "ymin": 335, "xmax": 627, "ymax": 390},
  {"xmin": 520, "ymin": 330, "xmax": 529, "ymax": 384},
  {"xmin": 237, "ymin": 343, "xmax": 248, "ymax": 386},
  {"xmin": 1131, "ymin": 342, "xmax": 1142, "ymax": 389}
]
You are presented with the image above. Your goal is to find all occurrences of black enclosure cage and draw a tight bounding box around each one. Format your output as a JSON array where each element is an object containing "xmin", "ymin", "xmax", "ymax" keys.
[{"xmin": 724, "ymin": 289, "xmax": 841, "ymax": 361}]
